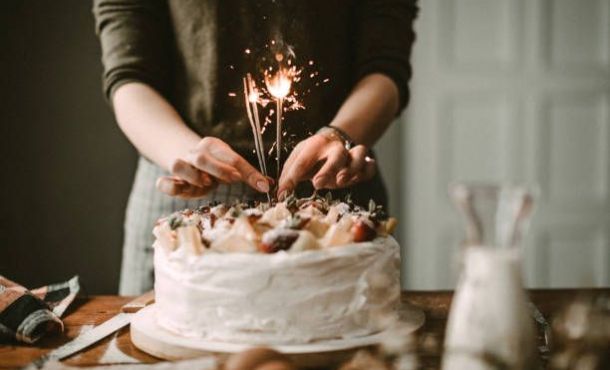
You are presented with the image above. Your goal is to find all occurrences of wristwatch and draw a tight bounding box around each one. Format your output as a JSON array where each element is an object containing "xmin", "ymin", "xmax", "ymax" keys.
[{"xmin": 316, "ymin": 126, "xmax": 356, "ymax": 150}]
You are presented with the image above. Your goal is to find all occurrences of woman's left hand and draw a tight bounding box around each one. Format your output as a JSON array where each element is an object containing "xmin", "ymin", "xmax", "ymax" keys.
[{"xmin": 277, "ymin": 134, "xmax": 376, "ymax": 199}]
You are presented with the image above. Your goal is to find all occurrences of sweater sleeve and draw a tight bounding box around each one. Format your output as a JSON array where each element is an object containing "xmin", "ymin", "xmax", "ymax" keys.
[
  {"xmin": 92, "ymin": 0, "xmax": 173, "ymax": 102},
  {"xmin": 354, "ymin": 0, "xmax": 418, "ymax": 113}
]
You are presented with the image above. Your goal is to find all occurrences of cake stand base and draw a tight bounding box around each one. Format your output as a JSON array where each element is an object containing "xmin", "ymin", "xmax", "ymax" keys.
[{"xmin": 131, "ymin": 304, "xmax": 424, "ymax": 368}]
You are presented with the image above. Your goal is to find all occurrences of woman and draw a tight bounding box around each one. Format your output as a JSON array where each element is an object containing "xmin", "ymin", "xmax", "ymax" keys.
[{"xmin": 93, "ymin": 0, "xmax": 417, "ymax": 295}]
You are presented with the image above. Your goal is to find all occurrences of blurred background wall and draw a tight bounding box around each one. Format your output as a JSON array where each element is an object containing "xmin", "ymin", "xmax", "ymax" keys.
[
  {"xmin": 0, "ymin": 1, "xmax": 137, "ymax": 294},
  {"xmin": 0, "ymin": 0, "xmax": 608, "ymax": 293},
  {"xmin": 401, "ymin": 0, "xmax": 610, "ymax": 289}
]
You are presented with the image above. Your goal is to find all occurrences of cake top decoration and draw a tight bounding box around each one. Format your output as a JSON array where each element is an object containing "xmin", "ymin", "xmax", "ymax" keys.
[{"xmin": 153, "ymin": 193, "xmax": 397, "ymax": 255}]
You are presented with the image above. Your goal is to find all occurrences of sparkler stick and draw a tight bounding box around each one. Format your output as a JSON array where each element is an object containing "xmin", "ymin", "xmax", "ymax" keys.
[
  {"xmin": 275, "ymin": 97, "xmax": 283, "ymax": 181},
  {"xmin": 243, "ymin": 75, "xmax": 271, "ymax": 202},
  {"xmin": 243, "ymin": 78, "xmax": 264, "ymax": 174},
  {"xmin": 248, "ymin": 74, "xmax": 267, "ymax": 177}
]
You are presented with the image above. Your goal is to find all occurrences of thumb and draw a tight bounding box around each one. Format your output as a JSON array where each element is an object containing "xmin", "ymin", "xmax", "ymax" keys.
[
  {"xmin": 233, "ymin": 158, "xmax": 270, "ymax": 193},
  {"xmin": 278, "ymin": 154, "xmax": 317, "ymax": 199}
]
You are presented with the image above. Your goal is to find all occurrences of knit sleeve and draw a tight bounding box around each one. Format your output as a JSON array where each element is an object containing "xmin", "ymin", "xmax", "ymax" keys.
[
  {"xmin": 354, "ymin": 0, "xmax": 418, "ymax": 113},
  {"xmin": 92, "ymin": 0, "xmax": 173, "ymax": 103}
]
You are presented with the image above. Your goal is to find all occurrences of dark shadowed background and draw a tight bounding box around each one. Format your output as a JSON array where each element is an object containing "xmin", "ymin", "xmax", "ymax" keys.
[
  {"xmin": 0, "ymin": 0, "xmax": 404, "ymax": 294},
  {"xmin": 0, "ymin": 1, "xmax": 137, "ymax": 294}
]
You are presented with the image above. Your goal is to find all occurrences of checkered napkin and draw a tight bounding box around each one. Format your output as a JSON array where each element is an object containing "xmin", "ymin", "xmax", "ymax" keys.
[{"xmin": 0, "ymin": 276, "xmax": 79, "ymax": 344}]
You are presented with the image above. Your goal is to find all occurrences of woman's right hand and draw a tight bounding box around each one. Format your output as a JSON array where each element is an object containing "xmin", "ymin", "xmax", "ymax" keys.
[{"xmin": 156, "ymin": 137, "xmax": 270, "ymax": 199}]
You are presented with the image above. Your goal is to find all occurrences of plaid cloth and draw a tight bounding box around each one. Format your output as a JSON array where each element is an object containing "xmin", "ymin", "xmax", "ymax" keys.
[
  {"xmin": 119, "ymin": 157, "xmax": 261, "ymax": 295},
  {"xmin": 0, "ymin": 276, "xmax": 79, "ymax": 344}
]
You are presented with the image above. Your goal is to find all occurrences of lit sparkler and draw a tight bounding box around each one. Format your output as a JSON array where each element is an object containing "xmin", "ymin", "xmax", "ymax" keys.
[
  {"xmin": 239, "ymin": 41, "xmax": 326, "ymax": 199},
  {"xmin": 265, "ymin": 54, "xmax": 297, "ymax": 180}
]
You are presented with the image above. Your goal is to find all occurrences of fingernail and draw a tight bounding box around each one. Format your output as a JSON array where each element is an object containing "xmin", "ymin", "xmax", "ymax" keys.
[
  {"xmin": 278, "ymin": 190, "xmax": 287, "ymax": 200},
  {"xmin": 337, "ymin": 174, "xmax": 347, "ymax": 185},
  {"xmin": 256, "ymin": 179, "xmax": 269, "ymax": 192},
  {"xmin": 157, "ymin": 178, "xmax": 177, "ymax": 193},
  {"xmin": 157, "ymin": 181, "xmax": 170, "ymax": 193}
]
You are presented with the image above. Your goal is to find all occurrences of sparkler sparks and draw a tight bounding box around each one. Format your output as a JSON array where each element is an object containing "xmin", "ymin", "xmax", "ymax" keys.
[
  {"xmin": 265, "ymin": 68, "xmax": 293, "ymax": 99},
  {"xmin": 264, "ymin": 63, "xmax": 300, "ymax": 180},
  {"xmin": 238, "ymin": 40, "xmax": 328, "ymax": 199}
]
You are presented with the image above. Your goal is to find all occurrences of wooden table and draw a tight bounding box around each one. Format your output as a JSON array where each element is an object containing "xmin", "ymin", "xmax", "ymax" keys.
[{"xmin": 1, "ymin": 289, "xmax": 608, "ymax": 370}]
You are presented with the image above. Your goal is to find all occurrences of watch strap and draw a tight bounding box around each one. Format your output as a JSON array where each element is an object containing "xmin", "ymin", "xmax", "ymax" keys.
[{"xmin": 316, "ymin": 126, "xmax": 356, "ymax": 150}]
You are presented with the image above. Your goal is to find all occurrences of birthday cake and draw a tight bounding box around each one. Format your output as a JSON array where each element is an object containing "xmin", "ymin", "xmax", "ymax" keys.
[{"xmin": 152, "ymin": 194, "xmax": 400, "ymax": 344}]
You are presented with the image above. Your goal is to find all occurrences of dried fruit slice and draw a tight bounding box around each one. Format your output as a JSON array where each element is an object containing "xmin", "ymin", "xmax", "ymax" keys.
[
  {"xmin": 351, "ymin": 218, "xmax": 377, "ymax": 242},
  {"xmin": 260, "ymin": 229, "xmax": 300, "ymax": 253},
  {"xmin": 211, "ymin": 216, "xmax": 259, "ymax": 253},
  {"xmin": 177, "ymin": 225, "xmax": 205, "ymax": 255},
  {"xmin": 304, "ymin": 218, "xmax": 329, "ymax": 238},
  {"xmin": 320, "ymin": 216, "xmax": 355, "ymax": 247},
  {"xmin": 260, "ymin": 202, "xmax": 292, "ymax": 227},
  {"xmin": 382, "ymin": 217, "xmax": 398, "ymax": 236},
  {"xmin": 153, "ymin": 222, "xmax": 178, "ymax": 251}
]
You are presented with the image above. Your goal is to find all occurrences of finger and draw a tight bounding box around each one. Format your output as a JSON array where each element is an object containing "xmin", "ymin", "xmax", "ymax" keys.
[
  {"xmin": 277, "ymin": 135, "xmax": 330, "ymax": 198},
  {"xmin": 186, "ymin": 151, "xmax": 241, "ymax": 184},
  {"xmin": 278, "ymin": 146, "xmax": 319, "ymax": 198},
  {"xmin": 280, "ymin": 141, "xmax": 306, "ymax": 178},
  {"xmin": 200, "ymin": 172, "xmax": 215, "ymax": 187},
  {"xmin": 179, "ymin": 182, "xmax": 213, "ymax": 198},
  {"xmin": 171, "ymin": 159, "xmax": 212, "ymax": 187},
  {"xmin": 336, "ymin": 145, "xmax": 368, "ymax": 186},
  {"xmin": 203, "ymin": 142, "xmax": 269, "ymax": 193},
  {"xmin": 346, "ymin": 156, "xmax": 377, "ymax": 186},
  {"xmin": 156, "ymin": 176, "xmax": 215, "ymax": 199},
  {"xmin": 362, "ymin": 155, "xmax": 376, "ymax": 180},
  {"xmin": 156, "ymin": 176, "xmax": 181, "ymax": 196},
  {"xmin": 312, "ymin": 145, "xmax": 349, "ymax": 189},
  {"xmin": 156, "ymin": 176, "xmax": 193, "ymax": 197},
  {"xmin": 226, "ymin": 155, "xmax": 270, "ymax": 193}
]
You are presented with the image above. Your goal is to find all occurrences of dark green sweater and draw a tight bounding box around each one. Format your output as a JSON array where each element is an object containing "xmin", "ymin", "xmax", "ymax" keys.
[{"xmin": 93, "ymin": 0, "xmax": 417, "ymax": 206}]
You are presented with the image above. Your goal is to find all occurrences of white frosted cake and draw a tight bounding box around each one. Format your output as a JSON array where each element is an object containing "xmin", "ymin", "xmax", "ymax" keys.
[{"xmin": 152, "ymin": 195, "xmax": 400, "ymax": 344}]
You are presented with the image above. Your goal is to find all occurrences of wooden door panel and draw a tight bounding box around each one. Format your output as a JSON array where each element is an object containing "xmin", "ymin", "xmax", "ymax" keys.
[{"xmin": 403, "ymin": 0, "xmax": 610, "ymax": 289}]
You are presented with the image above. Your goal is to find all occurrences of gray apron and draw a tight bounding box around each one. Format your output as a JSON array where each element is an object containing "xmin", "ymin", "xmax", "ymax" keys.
[{"xmin": 119, "ymin": 157, "xmax": 256, "ymax": 295}]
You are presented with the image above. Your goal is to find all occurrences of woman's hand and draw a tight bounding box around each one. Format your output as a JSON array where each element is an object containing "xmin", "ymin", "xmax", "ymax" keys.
[
  {"xmin": 156, "ymin": 137, "xmax": 270, "ymax": 198},
  {"xmin": 277, "ymin": 134, "xmax": 376, "ymax": 199}
]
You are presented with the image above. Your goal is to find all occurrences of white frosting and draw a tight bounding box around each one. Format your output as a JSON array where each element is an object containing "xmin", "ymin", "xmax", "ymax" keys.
[{"xmin": 153, "ymin": 237, "xmax": 401, "ymax": 344}]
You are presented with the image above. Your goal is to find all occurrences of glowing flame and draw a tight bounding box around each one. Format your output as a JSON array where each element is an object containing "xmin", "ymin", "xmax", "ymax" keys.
[{"xmin": 265, "ymin": 68, "xmax": 293, "ymax": 99}]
